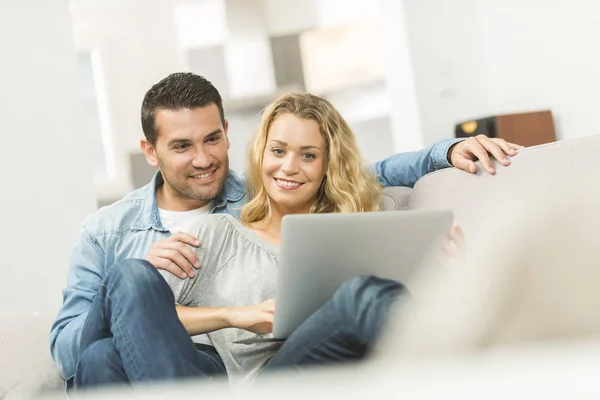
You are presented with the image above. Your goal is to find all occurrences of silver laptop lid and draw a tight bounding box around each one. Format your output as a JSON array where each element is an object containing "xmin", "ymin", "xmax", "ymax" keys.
[{"xmin": 274, "ymin": 210, "xmax": 453, "ymax": 338}]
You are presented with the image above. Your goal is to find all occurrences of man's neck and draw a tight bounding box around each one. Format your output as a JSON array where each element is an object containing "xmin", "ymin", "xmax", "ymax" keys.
[{"xmin": 155, "ymin": 185, "xmax": 211, "ymax": 212}]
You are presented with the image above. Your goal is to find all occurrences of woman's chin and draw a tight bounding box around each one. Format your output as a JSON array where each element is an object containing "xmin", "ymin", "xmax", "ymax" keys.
[{"xmin": 269, "ymin": 197, "xmax": 313, "ymax": 215}]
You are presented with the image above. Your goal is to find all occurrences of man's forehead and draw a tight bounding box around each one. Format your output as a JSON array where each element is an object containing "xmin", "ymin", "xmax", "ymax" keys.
[{"xmin": 155, "ymin": 105, "xmax": 224, "ymax": 141}]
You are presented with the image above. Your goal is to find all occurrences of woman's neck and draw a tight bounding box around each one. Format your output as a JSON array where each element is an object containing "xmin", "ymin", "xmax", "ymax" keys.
[
  {"xmin": 247, "ymin": 216, "xmax": 282, "ymax": 245},
  {"xmin": 246, "ymin": 203, "xmax": 310, "ymax": 245}
]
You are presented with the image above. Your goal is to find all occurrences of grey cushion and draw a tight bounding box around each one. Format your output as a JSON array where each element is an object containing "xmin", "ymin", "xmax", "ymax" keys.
[
  {"xmin": 0, "ymin": 315, "xmax": 64, "ymax": 399},
  {"xmin": 380, "ymin": 186, "xmax": 412, "ymax": 211}
]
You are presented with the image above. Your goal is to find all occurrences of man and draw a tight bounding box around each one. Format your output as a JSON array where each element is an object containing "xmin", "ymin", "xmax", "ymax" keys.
[{"xmin": 50, "ymin": 72, "xmax": 522, "ymax": 385}]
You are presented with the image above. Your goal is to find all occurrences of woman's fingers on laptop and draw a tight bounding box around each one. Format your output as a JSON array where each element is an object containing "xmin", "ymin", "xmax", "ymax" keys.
[
  {"xmin": 145, "ymin": 233, "xmax": 201, "ymax": 279},
  {"xmin": 448, "ymin": 224, "xmax": 465, "ymax": 250},
  {"xmin": 440, "ymin": 224, "xmax": 465, "ymax": 268}
]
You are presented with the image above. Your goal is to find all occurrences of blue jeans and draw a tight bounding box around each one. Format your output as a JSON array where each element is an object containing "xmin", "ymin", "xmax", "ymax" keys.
[
  {"xmin": 263, "ymin": 275, "xmax": 405, "ymax": 371},
  {"xmin": 74, "ymin": 259, "xmax": 405, "ymax": 388},
  {"xmin": 74, "ymin": 259, "xmax": 226, "ymax": 390}
]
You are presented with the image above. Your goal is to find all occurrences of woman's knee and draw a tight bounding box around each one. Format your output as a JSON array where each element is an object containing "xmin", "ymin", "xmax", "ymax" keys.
[
  {"xmin": 332, "ymin": 275, "xmax": 406, "ymax": 342},
  {"xmin": 334, "ymin": 275, "xmax": 405, "ymax": 315}
]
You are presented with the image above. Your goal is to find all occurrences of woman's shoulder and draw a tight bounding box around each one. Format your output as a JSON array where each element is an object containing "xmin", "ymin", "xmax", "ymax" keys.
[
  {"xmin": 187, "ymin": 213, "xmax": 278, "ymax": 256},
  {"xmin": 187, "ymin": 213, "xmax": 238, "ymax": 239}
]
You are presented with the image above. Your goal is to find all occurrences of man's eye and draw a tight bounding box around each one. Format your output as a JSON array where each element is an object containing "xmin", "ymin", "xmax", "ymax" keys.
[
  {"xmin": 174, "ymin": 144, "xmax": 190, "ymax": 151},
  {"xmin": 206, "ymin": 136, "xmax": 220, "ymax": 144}
]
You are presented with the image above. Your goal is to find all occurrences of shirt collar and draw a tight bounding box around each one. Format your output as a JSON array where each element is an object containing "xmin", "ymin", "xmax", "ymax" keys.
[{"xmin": 131, "ymin": 172, "xmax": 167, "ymax": 231}]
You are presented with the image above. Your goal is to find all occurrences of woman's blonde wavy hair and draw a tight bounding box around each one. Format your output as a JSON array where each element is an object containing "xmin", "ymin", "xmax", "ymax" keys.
[{"xmin": 240, "ymin": 93, "xmax": 382, "ymax": 225}]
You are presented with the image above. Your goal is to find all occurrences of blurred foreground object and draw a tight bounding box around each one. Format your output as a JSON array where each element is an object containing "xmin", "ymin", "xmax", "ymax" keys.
[{"xmin": 379, "ymin": 173, "xmax": 600, "ymax": 358}]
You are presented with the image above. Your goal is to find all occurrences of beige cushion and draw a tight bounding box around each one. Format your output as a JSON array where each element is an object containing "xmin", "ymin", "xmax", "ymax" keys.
[{"xmin": 0, "ymin": 315, "xmax": 64, "ymax": 399}]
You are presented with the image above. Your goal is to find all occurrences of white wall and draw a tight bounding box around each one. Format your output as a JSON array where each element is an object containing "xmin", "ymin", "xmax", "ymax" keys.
[
  {"xmin": 0, "ymin": 0, "xmax": 96, "ymax": 317},
  {"xmin": 379, "ymin": 0, "xmax": 424, "ymax": 152},
  {"xmin": 71, "ymin": 0, "xmax": 182, "ymax": 200},
  {"xmin": 405, "ymin": 0, "xmax": 600, "ymax": 144},
  {"xmin": 404, "ymin": 0, "xmax": 491, "ymax": 145},
  {"xmin": 67, "ymin": 0, "xmax": 421, "ymax": 201},
  {"xmin": 478, "ymin": 0, "xmax": 600, "ymax": 140}
]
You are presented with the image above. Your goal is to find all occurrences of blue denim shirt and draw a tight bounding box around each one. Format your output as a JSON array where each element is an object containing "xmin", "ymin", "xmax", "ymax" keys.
[{"xmin": 49, "ymin": 138, "xmax": 460, "ymax": 380}]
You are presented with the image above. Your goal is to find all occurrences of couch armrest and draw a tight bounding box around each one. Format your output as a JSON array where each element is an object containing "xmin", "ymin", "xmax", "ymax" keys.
[
  {"xmin": 381, "ymin": 187, "xmax": 412, "ymax": 211},
  {"xmin": 0, "ymin": 315, "xmax": 64, "ymax": 399}
]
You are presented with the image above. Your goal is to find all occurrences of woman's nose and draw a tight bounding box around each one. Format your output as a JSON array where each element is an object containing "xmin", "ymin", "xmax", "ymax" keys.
[{"xmin": 281, "ymin": 155, "xmax": 299, "ymax": 175}]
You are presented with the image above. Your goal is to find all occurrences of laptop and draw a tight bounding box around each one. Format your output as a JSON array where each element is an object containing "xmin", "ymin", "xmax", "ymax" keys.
[{"xmin": 234, "ymin": 209, "xmax": 453, "ymax": 344}]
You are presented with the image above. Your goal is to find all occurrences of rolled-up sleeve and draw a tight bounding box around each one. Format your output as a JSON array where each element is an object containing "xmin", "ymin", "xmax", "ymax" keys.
[
  {"xmin": 49, "ymin": 226, "xmax": 105, "ymax": 379},
  {"xmin": 372, "ymin": 138, "xmax": 463, "ymax": 188}
]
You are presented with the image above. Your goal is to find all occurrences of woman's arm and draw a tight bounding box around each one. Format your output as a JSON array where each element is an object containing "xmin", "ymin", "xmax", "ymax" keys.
[{"xmin": 176, "ymin": 299, "xmax": 275, "ymax": 336}]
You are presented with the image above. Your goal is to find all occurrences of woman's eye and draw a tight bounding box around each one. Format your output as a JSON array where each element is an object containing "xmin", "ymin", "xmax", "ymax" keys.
[
  {"xmin": 302, "ymin": 153, "xmax": 316, "ymax": 160},
  {"xmin": 272, "ymin": 148, "xmax": 285, "ymax": 156}
]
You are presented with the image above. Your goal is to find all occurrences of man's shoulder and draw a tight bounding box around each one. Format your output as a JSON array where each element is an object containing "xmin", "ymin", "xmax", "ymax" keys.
[{"xmin": 81, "ymin": 185, "xmax": 148, "ymax": 237}]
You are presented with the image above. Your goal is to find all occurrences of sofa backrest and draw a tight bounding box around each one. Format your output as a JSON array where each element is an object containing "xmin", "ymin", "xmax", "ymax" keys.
[{"xmin": 381, "ymin": 135, "xmax": 600, "ymax": 233}]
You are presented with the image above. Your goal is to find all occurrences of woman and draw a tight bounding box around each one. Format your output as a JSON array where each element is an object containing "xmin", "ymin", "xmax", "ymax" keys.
[
  {"xmin": 164, "ymin": 92, "xmax": 402, "ymax": 385},
  {"xmin": 75, "ymin": 93, "xmax": 410, "ymax": 389}
]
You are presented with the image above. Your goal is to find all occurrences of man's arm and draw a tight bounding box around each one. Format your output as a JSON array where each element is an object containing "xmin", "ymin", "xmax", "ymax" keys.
[
  {"xmin": 373, "ymin": 138, "xmax": 461, "ymax": 188},
  {"xmin": 49, "ymin": 227, "xmax": 105, "ymax": 379}
]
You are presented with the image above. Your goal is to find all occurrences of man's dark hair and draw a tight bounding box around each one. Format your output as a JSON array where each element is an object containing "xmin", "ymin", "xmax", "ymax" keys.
[{"xmin": 141, "ymin": 72, "xmax": 225, "ymax": 145}]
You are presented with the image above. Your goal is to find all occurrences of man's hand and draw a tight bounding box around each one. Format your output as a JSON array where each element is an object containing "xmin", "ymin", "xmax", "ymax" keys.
[
  {"xmin": 146, "ymin": 232, "xmax": 201, "ymax": 279},
  {"xmin": 449, "ymin": 134, "xmax": 524, "ymax": 174},
  {"xmin": 226, "ymin": 300, "xmax": 275, "ymax": 334}
]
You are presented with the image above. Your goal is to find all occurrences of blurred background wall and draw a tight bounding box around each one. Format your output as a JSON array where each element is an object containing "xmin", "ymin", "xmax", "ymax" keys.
[
  {"xmin": 68, "ymin": 0, "xmax": 424, "ymax": 205},
  {"xmin": 0, "ymin": 0, "xmax": 96, "ymax": 316},
  {"xmin": 61, "ymin": 0, "xmax": 600, "ymax": 206},
  {"xmin": 405, "ymin": 0, "xmax": 600, "ymax": 145}
]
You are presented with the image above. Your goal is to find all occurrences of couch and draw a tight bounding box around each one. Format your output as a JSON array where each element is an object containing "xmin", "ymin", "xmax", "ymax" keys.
[{"xmin": 2, "ymin": 134, "xmax": 599, "ymax": 399}]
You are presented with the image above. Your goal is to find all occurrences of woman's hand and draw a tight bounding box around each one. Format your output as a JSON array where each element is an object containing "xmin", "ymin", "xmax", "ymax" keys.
[
  {"xmin": 226, "ymin": 300, "xmax": 275, "ymax": 334},
  {"xmin": 440, "ymin": 224, "xmax": 465, "ymax": 268}
]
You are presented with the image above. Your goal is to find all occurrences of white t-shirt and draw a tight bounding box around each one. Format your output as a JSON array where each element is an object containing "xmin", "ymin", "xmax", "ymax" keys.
[
  {"xmin": 158, "ymin": 201, "xmax": 214, "ymax": 234},
  {"xmin": 159, "ymin": 201, "xmax": 214, "ymax": 346}
]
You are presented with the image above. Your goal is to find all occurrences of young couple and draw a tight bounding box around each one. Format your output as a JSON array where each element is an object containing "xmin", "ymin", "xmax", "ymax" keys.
[{"xmin": 50, "ymin": 73, "xmax": 522, "ymax": 391}]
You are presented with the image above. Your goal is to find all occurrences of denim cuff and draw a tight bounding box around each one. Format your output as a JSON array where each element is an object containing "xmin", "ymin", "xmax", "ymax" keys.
[{"xmin": 431, "ymin": 138, "xmax": 464, "ymax": 170}]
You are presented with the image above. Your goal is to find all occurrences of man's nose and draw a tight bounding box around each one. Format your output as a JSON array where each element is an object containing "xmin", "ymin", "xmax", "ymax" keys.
[{"xmin": 191, "ymin": 148, "xmax": 213, "ymax": 169}]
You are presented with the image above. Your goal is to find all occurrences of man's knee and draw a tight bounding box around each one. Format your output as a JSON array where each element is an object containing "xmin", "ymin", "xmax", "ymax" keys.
[
  {"xmin": 77, "ymin": 338, "xmax": 126, "ymax": 386},
  {"xmin": 106, "ymin": 259, "xmax": 164, "ymax": 295}
]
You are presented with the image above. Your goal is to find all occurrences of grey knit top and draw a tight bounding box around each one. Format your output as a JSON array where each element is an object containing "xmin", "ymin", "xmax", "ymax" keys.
[{"xmin": 159, "ymin": 214, "xmax": 281, "ymax": 388}]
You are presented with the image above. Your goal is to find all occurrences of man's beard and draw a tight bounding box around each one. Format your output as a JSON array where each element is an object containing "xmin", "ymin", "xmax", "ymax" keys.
[{"xmin": 159, "ymin": 159, "xmax": 229, "ymax": 202}]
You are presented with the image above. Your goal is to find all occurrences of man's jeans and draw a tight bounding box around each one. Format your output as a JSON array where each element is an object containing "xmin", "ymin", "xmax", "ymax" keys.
[
  {"xmin": 74, "ymin": 259, "xmax": 404, "ymax": 388},
  {"xmin": 74, "ymin": 259, "xmax": 225, "ymax": 389}
]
